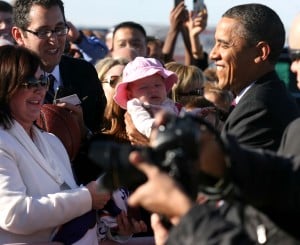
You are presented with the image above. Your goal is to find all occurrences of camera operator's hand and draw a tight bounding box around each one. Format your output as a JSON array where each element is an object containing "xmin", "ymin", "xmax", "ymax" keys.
[
  {"xmin": 152, "ymin": 111, "xmax": 228, "ymax": 179},
  {"xmin": 85, "ymin": 181, "xmax": 111, "ymax": 210},
  {"xmin": 151, "ymin": 213, "xmax": 169, "ymax": 245},
  {"xmin": 127, "ymin": 150, "xmax": 193, "ymax": 225},
  {"xmin": 124, "ymin": 112, "xmax": 149, "ymax": 146}
]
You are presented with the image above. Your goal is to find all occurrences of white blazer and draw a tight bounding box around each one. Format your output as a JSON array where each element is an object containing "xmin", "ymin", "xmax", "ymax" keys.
[{"xmin": 0, "ymin": 121, "xmax": 95, "ymax": 244}]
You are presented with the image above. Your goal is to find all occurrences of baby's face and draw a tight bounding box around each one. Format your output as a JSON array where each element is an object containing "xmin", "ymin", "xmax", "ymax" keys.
[{"xmin": 127, "ymin": 74, "xmax": 167, "ymax": 105}]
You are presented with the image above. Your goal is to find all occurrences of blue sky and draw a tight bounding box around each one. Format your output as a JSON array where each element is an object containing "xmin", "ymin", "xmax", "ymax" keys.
[
  {"xmin": 5, "ymin": 0, "xmax": 300, "ymax": 33},
  {"xmin": 61, "ymin": 0, "xmax": 300, "ymax": 31}
]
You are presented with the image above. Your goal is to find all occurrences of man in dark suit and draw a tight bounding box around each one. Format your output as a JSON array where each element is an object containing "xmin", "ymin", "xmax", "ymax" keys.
[
  {"xmin": 209, "ymin": 3, "xmax": 299, "ymax": 151},
  {"xmin": 11, "ymin": 0, "xmax": 105, "ymax": 133}
]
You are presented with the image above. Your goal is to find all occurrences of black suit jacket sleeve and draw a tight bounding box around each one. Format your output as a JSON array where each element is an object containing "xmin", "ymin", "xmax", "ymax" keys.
[
  {"xmin": 59, "ymin": 55, "xmax": 106, "ymax": 132},
  {"xmin": 166, "ymin": 204, "xmax": 255, "ymax": 245},
  {"xmin": 278, "ymin": 117, "xmax": 300, "ymax": 156},
  {"xmin": 223, "ymin": 134, "xmax": 300, "ymax": 239},
  {"xmin": 221, "ymin": 71, "xmax": 300, "ymax": 151}
]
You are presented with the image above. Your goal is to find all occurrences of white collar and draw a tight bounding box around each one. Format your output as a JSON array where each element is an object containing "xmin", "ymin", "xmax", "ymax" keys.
[
  {"xmin": 235, "ymin": 82, "xmax": 255, "ymax": 104},
  {"xmin": 47, "ymin": 65, "xmax": 61, "ymax": 90}
]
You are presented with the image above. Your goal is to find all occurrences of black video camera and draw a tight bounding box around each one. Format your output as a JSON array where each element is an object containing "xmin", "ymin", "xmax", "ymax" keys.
[{"xmin": 88, "ymin": 114, "xmax": 229, "ymax": 200}]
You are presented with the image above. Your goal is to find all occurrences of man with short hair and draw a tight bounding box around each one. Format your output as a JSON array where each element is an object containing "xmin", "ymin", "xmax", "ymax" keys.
[
  {"xmin": 209, "ymin": 3, "xmax": 300, "ymax": 151},
  {"xmin": 110, "ymin": 21, "xmax": 148, "ymax": 60},
  {"xmin": 12, "ymin": 0, "xmax": 106, "ymax": 132}
]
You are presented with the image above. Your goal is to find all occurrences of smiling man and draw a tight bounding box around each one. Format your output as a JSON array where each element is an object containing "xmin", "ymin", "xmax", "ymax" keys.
[
  {"xmin": 11, "ymin": 0, "xmax": 107, "ymax": 186},
  {"xmin": 209, "ymin": 3, "xmax": 300, "ymax": 151},
  {"xmin": 11, "ymin": 0, "xmax": 106, "ymax": 133}
]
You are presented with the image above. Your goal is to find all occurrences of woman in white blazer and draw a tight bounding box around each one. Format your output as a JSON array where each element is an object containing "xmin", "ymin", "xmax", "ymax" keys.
[{"xmin": 0, "ymin": 45, "xmax": 111, "ymax": 244}]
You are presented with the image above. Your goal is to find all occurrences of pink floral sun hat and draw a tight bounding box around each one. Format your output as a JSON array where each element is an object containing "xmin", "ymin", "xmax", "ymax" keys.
[{"xmin": 113, "ymin": 56, "xmax": 178, "ymax": 109}]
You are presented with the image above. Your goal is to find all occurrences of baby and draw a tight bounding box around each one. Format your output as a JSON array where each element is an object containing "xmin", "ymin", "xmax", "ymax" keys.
[{"xmin": 114, "ymin": 56, "xmax": 180, "ymax": 137}]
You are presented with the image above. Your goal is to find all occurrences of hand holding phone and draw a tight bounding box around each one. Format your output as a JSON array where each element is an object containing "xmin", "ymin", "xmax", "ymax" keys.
[
  {"xmin": 175, "ymin": 0, "xmax": 183, "ymax": 7},
  {"xmin": 193, "ymin": 0, "xmax": 205, "ymax": 14}
]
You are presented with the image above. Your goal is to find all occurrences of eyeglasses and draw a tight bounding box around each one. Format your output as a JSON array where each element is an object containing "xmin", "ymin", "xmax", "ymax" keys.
[
  {"xmin": 177, "ymin": 88, "xmax": 204, "ymax": 96},
  {"xmin": 289, "ymin": 49, "xmax": 300, "ymax": 62},
  {"xmin": 101, "ymin": 75, "xmax": 121, "ymax": 88},
  {"xmin": 24, "ymin": 25, "xmax": 69, "ymax": 39},
  {"xmin": 20, "ymin": 75, "xmax": 49, "ymax": 89}
]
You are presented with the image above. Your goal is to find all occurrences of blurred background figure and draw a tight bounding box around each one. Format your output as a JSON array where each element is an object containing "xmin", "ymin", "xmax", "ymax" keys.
[
  {"xmin": 289, "ymin": 12, "xmax": 300, "ymax": 89},
  {"xmin": 161, "ymin": 1, "xmax": 208, "ymax": 69},
  {"xmin": 66, "ymin": 21, "xmax": 108, "ymax": 64},
  {"xmin": 0, "ymin": 0, "xmax": 14, "ymax": 45},
  {"xmin": 110, "ymin": 21, "xmax": 148, "ymax": 60},
  {"xmin": 95, "ymin": 57, "xmax": 129, "ymax": 143},
  {"xmin": 146, "ymin": 35, "xmax": 164, "ymax": 61}
]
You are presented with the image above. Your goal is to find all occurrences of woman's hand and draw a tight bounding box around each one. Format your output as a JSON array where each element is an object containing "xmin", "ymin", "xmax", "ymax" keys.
[
  {"xmin": 151, "ymin": 213, "xmax": 169, "ymax": 245},
  {"xmin": 86, "ymin": 181, "xmax": 111, "ymax": 210},
  {"xmin": 115, "ymin": 211, "xmax": 147, "ymax": 236}
]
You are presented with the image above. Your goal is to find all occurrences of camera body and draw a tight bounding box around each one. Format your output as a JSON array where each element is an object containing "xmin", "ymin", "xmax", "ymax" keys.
[{"xmin": 88, "ymin": 115, "xmax": 202, "ymax": 199}]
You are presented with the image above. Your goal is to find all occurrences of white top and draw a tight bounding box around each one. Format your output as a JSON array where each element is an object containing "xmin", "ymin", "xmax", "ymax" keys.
[
  {"xmin": 127, "ymin": 98, "xmax": 179, "ymax": 137},
  {"xmin": 0, "ymin": 120, "xmax": 96, "ymax": 244}
]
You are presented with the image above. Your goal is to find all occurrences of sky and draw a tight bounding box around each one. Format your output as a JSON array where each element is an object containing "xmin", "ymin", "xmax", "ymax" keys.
[
  {"xmin": 62, "ymin": 0, "xmax": 300, "ymax": 32},
  {"xmin": 4, "ymin": 0, "xmax": 300, "ymax": 35}
]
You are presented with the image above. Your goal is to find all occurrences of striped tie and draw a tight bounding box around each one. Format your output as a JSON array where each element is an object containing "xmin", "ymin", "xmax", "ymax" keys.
[{"xmin": 44, "ymin": 74, "xmax": 55, "ymax": 103}]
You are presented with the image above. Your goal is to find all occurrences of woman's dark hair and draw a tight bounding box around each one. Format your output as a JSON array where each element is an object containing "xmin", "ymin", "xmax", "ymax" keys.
[{"xmin": 0, "ymin": 45, "xmax": 41, "ymax": 129}]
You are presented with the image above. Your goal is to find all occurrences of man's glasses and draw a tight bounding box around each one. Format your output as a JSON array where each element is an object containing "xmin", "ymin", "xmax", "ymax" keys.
[
  {"xmin": 20, "ymin": 75, "xmax": 49, "ymax": 89},
  {"xmin": 24, "ymin": 25, "xmax": 69, "ymax": 39},
  {"xmin": 289, "ymin": 49, "xmax": 300, "ymax": 62},
  {"xmin": 101, "ymin": 75, "xmax": 122, "ymax": 88}
]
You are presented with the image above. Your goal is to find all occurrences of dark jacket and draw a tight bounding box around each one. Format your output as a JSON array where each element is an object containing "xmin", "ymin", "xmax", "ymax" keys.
[
  {"xmin": 222, "ymin": 71, "xmax": 300, "ymax": 151},
  {"xmin": 166, "ymin": 133, "xmax": 300, "ymax": 244},
  {"xmin": 59, "ymin": 55, "xmax": 106, "ymax": 132}
]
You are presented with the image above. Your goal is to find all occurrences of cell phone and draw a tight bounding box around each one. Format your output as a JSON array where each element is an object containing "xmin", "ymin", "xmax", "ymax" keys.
[
  {"xmin": 193, "ymin": 0, "xmax": 205, "ymax": 13},
  {"xmin": 175, "ymin": 0, "xmax": 183, "ymax": 7},
  {"xmin": 54, "ymin": 94, "xmax": 81, "ymax": 105}
]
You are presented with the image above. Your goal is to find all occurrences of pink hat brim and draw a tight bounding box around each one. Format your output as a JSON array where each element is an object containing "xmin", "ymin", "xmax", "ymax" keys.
[{"xmin": 113, "ymin": 66, "xmax": 177, "ymax": 109}]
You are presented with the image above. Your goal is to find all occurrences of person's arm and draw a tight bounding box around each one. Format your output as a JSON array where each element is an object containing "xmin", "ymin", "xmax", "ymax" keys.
[
  {"xmin": 184, "ymin": 8, "xmax": 208, "ymax": 69},
  {"xmin": 162, "ymin": 2, "xmax": 187, "ymax": 63},
  {"xmin": 124, "ymin": 112, "xmax": 150, "ymax": 146},
  {"xmin": 66, "ymin": 21, "xmax": 108, "ymax": 64}
]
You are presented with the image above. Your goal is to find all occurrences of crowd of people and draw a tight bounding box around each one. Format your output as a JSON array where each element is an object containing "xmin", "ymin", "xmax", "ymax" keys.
[{"xmin": 1, "ymin": 0, "xmax": 300, "ymax": 244}]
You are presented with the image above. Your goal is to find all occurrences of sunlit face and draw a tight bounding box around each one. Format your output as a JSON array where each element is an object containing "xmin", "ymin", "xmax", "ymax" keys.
[
  {"xmin": 9, "ymin": 67, "xmax": 47, "ymax": 132},
  {"xmin": 127, "ymin": 74, "xmax": 167, "ymax": 105},
  {"xmin": 102, "ymin": 64, "xmax": 125, "ymax": 102},
  {"xmin": 112, "ymin": 27, "xmax": 147, "ymax": 57},
  {"xmin": 290, "ymin": 60, "xmax": 300, "ymax": 89},
  {"xmin": 209, "ymin": 17, "xmax": 257, "ymax": 95},
  {"xmin": 13, "ymin": 5, "xmax": 66, "ymax": 73}
]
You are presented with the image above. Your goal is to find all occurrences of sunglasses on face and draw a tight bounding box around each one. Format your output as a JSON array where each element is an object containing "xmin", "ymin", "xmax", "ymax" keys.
[
  {"xmin": 101, "ymin": 75, "xmax": 121, "ymax": 88},
  {"xmin": 289, "ymin": 49, "xmax": 300, "ymax": 62},
  {"xmin": 20, "ymin": 74, "xmax": 49, "ymax": 89}
]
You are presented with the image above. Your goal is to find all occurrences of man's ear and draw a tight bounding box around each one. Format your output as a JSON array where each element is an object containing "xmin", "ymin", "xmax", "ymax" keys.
[
  {"xmin": 254, "ymin": 41, "xmax": 270, "ymax": 63},
  {"xmin": 11, "ymin": 27, "xmax": 25, "ymax": 46}
]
